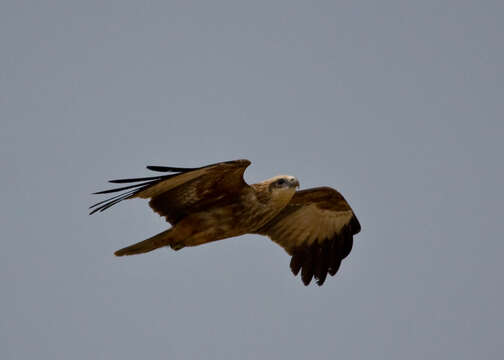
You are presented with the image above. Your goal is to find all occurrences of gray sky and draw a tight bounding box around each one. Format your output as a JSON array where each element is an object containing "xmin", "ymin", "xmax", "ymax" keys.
[{"xmin": 2, "ymin": 1, "xmax": 503, "ymax": 359}]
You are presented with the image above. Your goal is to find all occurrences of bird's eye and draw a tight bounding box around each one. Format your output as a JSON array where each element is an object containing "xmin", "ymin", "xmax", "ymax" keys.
[{"xmin": 277, "ymin": 179, "xmax": 286, "ymax": 185}]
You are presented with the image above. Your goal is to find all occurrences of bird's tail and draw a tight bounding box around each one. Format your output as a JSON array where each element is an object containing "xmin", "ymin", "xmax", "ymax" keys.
[{"xmin": 114, "ymin": 228, "xmax": 174, "ymax": 256}]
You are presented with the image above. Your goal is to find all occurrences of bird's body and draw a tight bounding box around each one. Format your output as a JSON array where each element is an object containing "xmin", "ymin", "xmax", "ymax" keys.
[{"xmin": 90, "ymin": 159, "xmax": 361, "ymax": 286}]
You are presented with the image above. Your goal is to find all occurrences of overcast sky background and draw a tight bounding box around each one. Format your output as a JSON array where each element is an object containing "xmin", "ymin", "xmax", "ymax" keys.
[{"xmin": 1, "ymin": 1, "xmax": 503, "ymax": 359}]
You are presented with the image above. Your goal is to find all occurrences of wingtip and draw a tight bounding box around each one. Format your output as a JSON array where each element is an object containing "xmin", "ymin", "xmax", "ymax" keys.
[
  {"xmin": 301, "ymin": 276, "xmax": 312, "ymax": 286},
  {"xmin": 351, "ymin": 214, "xmax": 361, "ymax": 234}
]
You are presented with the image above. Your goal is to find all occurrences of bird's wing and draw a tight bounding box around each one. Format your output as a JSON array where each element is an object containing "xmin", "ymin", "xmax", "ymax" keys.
[
  {"xmin": 90, "ymin": 159, "xmax": 251, "ymax": 224},
  {"xmin": 255, "ymin": 187, "xmax": 361, "ymax": 286}
]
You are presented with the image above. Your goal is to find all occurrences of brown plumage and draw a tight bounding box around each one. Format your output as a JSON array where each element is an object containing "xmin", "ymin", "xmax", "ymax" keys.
[{"xmin": 90, "ymin": 159, "xmax": 361, "ymax": 286}]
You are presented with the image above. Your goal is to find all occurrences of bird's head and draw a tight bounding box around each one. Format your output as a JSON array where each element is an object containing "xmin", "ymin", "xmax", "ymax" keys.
[
  {"xmin": 268, "ymin": 175, "xmax": 300, "ymax": 190},
  {"xmin": 265, "ymin": 175, "xmax": 300, "ymax": 206}
]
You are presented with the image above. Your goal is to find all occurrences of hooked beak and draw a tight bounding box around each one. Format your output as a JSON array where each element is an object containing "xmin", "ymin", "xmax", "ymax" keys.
[{"xmin": 290, "ymin": 178, "xmax": 300, "ymax": 188}]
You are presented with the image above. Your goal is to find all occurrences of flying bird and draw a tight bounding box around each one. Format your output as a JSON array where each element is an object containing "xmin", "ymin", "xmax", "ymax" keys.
[{"xmin": 90, "ymin": 159, "xmax": 361, "ymax": 286}]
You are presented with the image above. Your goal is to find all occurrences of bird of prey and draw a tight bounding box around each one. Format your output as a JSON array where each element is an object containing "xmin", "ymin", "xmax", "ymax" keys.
[{"xmin": 90, "ymin": 159, "xmax": 361, "ymax": 286}]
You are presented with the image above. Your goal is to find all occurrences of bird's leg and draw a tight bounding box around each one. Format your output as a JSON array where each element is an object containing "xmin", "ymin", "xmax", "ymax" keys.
[
  {"xmin": 169, "ymin": 243, "xmax": 185, "ymax": 251},
  {"xmin": 166, "ymin": 224, "xmax": 193, "ymax": 251}
]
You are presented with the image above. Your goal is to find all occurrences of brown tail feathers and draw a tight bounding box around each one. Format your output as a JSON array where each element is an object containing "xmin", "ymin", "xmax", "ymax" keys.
[{"xmin": 114, "ymin": 228, "xmax": 173, "ymax": 256}]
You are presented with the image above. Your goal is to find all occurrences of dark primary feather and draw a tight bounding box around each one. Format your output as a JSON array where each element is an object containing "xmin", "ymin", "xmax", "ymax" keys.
[
  {"xmin": 89, "ymin": 188, "xmax": 141, "ymax": 214},
  {"xmin": 146, "ymin": 165, "xmax": 200, "ymax": 172},
  {"xmin": 93, "ymin": 181, "xmax": 161, "ymax": 194},
  {"xmin": 89, "ymin": 168, "xmax": 197, "ymax": 215},
  {"xmin": 145, "ymin": 159, "xmax": 242, "ymax": 173},
  {"xmin": 89, "ymin": 184, "xmax": 155, "ymax": 214},
  {"xmin": 108, "ymin": 175, "xmax": 168, "ymax": 183}
]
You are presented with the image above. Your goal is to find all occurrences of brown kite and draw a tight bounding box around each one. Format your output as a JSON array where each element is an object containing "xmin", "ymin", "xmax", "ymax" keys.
[{"xmin": 90, "ymin": 159, "xmax": 361, "ymax": 286}]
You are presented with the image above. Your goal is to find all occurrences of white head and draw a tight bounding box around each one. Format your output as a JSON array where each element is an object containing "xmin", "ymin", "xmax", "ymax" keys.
[
  {"xmin": 267, "ymin": 175, "xmax": 300, "ymax": 190},
  {"xmin": 265, "ymin": 174, "xmax": 300, "ymax": 206}
]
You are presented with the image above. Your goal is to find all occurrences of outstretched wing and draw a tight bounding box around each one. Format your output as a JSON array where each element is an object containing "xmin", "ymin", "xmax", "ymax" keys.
[
  {"xmin": 90, "ymin": 159, "xmax": 251, "ymax": 224},
  {"xmin": 255, "ymin": 187, "xmax": 361, "ymax": 286}
]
